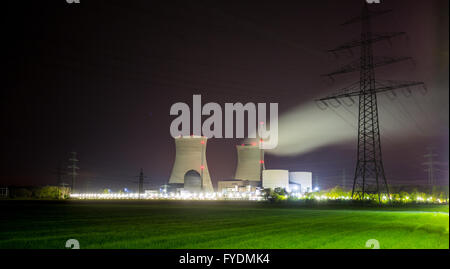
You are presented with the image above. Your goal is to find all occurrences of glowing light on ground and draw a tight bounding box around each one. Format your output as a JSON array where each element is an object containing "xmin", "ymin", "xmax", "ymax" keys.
[{"xmin": 69, "ymin": 191, "xmax": 448, "ymax": 204}]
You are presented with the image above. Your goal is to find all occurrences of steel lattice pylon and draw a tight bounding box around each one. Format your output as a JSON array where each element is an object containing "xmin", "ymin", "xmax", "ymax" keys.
[
  {"xmin": 317, "ymin": 3, "xmax": 425, "ymax": 203},
  {"xmin": 352, "ymin": 6, "xmax": 389, "ymax": 202}
]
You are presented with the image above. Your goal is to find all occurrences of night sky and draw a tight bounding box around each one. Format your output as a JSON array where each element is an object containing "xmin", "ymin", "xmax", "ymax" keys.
[{"xmin": 3, "ymin": 0, "xmax": 449, "ymax": 191}]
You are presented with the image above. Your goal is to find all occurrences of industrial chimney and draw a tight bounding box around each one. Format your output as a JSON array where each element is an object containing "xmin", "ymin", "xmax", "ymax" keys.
[
  {"xmin": 168, "ymin": 136, "xmax": 214, "ymax": 192},
  {"xmin": 234, "ymin": 143, "xmax": 265, "ymax": 182}
]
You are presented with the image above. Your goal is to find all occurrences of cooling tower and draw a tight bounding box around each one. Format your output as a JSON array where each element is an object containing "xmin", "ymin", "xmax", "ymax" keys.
[
  {"xmin": 168, "ymin": 136, "xmax": 214, "ymax": 192},
  {"xmin": 234, "ymin": 143, "xmax": 264, "ymax": 182},
  {"xmin": 262, "ymin": 169, "xmax": 289, "ymax": 190},
  {"xmin": 289, "ymin": 172, "xmax": 312, "ymax": 193}
]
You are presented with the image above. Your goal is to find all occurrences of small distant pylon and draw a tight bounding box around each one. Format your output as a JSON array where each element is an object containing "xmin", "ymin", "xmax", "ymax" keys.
[
  {"xmin": 134, "ymin": 168, "xmax": 148, "ymax": 199},
  {"xmin": 139, "ymin": 168, "xmax": 144, "ymax": 198},
  {"xmin": 422, "ymin": 147, "xmax": 438, "ymax": 186},
  {"xmin": 67, "ymin": 152, "xmax": 79, "ymax": 193}
]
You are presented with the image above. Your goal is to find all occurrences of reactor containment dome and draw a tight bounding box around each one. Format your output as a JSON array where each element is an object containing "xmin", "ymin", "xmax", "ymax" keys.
[
  {"xmin": 168, "ymin": 136, "xmax": 214, "ymax": 192},
  {"xmin": 289, "ymin": 172, "xmax": 312, "ymax": 193},
  {"xmin": 262, "ymin": 169, "xmax": 289, "ymax": 190}
]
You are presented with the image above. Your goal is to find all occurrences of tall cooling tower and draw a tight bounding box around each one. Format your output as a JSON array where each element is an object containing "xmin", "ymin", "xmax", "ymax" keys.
[
  {"xmin": 168, "ymin": 136, "xmax": 214, "ymax": 192},
  {"xmin": 234, "ymin": 143, "xmax": 264, "ymax": 182},
  {"xmin": 262, "ymin": 169, "xmax": 289, "ymax": 190},
  {"xmin": 289, "ymin": 172, "xmax": 312, "ymax": 193}
]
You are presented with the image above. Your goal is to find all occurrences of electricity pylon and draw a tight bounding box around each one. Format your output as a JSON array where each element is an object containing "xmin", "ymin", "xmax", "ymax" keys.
[
  {"xmin": 422, "ymin": 147, "xmax": 438, "ymax": 186},
  {"xmin": 67, "ymin": 152, "xmax": 79, "ymax": 193},
  {"xmin": 138, "ymin": 168, "xmax": 145, "ymax": 198},
  {"xmin": 132, "ymin": 168, "xmax": 149, "ymax": 199},
  {"xmin": 316, "ymin": 4, "xmax": 426, "ymax": 203}
]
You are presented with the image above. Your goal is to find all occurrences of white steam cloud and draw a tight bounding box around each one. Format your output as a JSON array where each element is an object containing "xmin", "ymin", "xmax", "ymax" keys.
[{"xmin": 266, "ymin": 88, "xmax": 448, "ymax": 157}]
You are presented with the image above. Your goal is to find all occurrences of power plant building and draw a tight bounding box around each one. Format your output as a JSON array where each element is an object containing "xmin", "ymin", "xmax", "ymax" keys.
[
  {"xmin": 262, "ymin": 169, "xmax": 289, "ymax": 190},
  {"xmin": 168, "ymin": 136, "xmax": 214, "ymax": 192},
  {"xmin": 289, "ymin": 172, "xmax": 312, "ymax": 193},
  {"xmin": 167, "ymin": 137, "xmax": 311, "ymax": 194},
  {"xmin": 217, "ymin": 179, "xmax": 260, "ymax": 193}
]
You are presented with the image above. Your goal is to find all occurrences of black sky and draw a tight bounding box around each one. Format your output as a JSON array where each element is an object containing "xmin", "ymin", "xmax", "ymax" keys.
[{"xmin": 3, "ymin": 0, "xmax": 449, "ymax": 191}]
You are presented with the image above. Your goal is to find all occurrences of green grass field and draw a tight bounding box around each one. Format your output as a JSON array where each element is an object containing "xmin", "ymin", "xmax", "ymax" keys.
[{"xmin": 0, "ymin": 200, "xmax": 448, "ymax": 249}]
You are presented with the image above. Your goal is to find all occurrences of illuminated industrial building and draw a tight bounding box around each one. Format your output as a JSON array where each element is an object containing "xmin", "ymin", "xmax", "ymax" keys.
[
  {"xmin": 262, "ymin": 169, "xmax": 290, "ymax": 190},
  {"xmin": 168, "ymin": 137, "xmax": 312, "ymax": 194},
  {"xmin": 217, "ymin": 180, "xmax": 260, "ymax": 193},
  {"xmin": 289, "ymin": 172, "xmax": 313, "ymax": 193}
]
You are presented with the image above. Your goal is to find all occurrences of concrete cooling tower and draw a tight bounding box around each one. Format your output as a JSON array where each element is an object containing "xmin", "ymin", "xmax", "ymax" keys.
[
  {"xmin": 168, "ymin": 136, "xmax": 214, "ymax": 192},
  {"xmin": 262, "ymin": 169, "xmax": 289, "ymax": 190},
  {"xmin": 234, "ymin": 143, "xmax": 264, "ymax": 182}
]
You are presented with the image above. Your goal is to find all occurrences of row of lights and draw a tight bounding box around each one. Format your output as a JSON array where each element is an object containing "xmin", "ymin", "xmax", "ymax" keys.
[
  {"xmin": 304, "ymin": 194, "xmax": 447, "ymax": 203},
  {"xmin": 70, "ymin": 192, "xmax": 447, "ymax": 204},
  {"xmin": 281, "ymin": 191, "xmax": 447, "ymax": 204},
  {"xmin": 70, "ymin": 191, "xmax": 264, "ymax": 201}
]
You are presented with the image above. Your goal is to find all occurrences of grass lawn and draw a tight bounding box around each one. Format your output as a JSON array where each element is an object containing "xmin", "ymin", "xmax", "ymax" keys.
[{"xmin": 0, "ymin": 200, "xmax": 448, "ymax": 249}]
